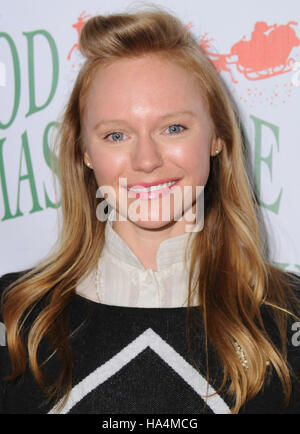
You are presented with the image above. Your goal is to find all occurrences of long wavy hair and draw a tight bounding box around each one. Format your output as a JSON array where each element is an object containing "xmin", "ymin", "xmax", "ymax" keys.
[{"xmin": 1, "ymin": 4, "xmax": 300, "ymax": 413}]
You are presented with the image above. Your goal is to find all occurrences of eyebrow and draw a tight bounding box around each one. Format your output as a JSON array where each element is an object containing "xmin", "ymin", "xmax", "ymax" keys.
[{"xmin": 93, "ymin": 110, "xmax": 197, "ymax": 130}]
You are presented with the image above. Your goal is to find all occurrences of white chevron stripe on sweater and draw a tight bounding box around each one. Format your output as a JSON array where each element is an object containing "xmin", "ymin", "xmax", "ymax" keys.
[{"xmin": 48, "ymin": 328, "xmax": 230, "ymax": 414}]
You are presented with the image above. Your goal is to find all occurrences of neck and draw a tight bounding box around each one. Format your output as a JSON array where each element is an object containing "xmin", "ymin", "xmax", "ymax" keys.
[{"xmin": 112, "ymin": 213, "xmax": 193, "ymax": 271}]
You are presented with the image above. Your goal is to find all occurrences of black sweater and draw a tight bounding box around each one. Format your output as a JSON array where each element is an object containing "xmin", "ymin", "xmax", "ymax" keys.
[{"xmin": 0, "ymin": 270, "xmax": 300, "ymax": 414}]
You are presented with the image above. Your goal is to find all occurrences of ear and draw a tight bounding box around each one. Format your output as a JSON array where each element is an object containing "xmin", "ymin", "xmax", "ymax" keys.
[
  {"xmin": 83, "ymin": 151, "xmax": 93, "ymax": 169},
  {"xmin": 210, "ymin": 137, "xmax": 223, "ymax": 157}
]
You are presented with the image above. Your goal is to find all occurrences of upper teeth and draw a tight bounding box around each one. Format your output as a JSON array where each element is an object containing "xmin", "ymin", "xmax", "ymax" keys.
[{"xmin": 128, "ymin": 181, "xmax": 177, "ymax": 192}]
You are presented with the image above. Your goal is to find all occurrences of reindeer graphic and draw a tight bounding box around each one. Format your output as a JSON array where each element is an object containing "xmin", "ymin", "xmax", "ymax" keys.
[
  {"xmin": 67, "ymin": 11, "xmax": 90, "ymax": 60},
  {"xmin": 200, "ymin": 33, "xmax": 238, "ymax": 84}
]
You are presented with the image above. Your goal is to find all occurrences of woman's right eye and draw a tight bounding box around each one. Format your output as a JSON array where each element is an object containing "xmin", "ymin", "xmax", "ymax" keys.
[{"xmin": 103, "ymin": 132, "xmax": 124, "ymax": 142}]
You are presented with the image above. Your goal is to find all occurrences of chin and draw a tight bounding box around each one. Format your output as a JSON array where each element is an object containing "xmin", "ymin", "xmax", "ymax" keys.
[
  {"xmin": 126, "ymin": 200, "xmax": 178, "ymax": 228},
  {"xmin": 129, "ymin": 217, "xmax": 177, "ymax": 231}
]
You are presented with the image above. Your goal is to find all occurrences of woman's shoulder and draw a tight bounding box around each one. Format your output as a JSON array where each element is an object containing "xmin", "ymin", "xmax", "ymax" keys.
[
  {"xmin": 262, "ymin": 270, "xmax": 300, "ymax": 319},
  {"xmin": 260, "ymin": 269, "xmax": 300, "ymax": 349},
  {"xmin": 284, "ymin": 270, "xmax": 300, "ymax": 301},
  {"xmin": 285, "ymin": 270, "xmax": 300, "ymax": 285},
  {"xmin": 0, "ymin": 269, "xmax": 33, "ymax": 306},
  {"xmin": 0, "ymin": 269, "xmax": 32, "ymax": 290}
]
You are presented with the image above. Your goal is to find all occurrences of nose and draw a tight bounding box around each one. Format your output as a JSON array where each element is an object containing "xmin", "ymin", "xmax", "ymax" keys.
[{"xmin": 131, "ymin": 133, "xmax": 163, "ymax": 173}]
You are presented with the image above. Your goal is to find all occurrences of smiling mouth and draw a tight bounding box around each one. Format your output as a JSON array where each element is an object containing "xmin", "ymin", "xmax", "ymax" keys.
[
  {"xmin": 124, "ymin": 179, "xmax": 181, "ymax": 201},
  {"xmin": 127, "ymin": 180, "xmax": 178, "ymax": 192}
]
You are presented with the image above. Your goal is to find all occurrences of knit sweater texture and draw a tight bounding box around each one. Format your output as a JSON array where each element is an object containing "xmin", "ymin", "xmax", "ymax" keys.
[{"xmin": 1, "ymin": 270, "xmax": 300, "ymax": 414}]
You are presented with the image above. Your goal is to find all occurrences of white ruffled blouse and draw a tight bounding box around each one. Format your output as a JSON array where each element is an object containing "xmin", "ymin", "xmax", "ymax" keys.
[{"xmin": 76, "ymin": 208, "xmax": 199, "ymax": 308}]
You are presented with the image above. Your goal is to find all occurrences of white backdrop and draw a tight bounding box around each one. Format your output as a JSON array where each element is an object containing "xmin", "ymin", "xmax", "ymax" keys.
[{"xmin": 0, "ymin": 0, "xmax": 300, "ymax": 275}]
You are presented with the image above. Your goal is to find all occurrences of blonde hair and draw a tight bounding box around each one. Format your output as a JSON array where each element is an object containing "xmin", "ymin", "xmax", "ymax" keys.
[{"xmin": 1, "ymin": 4, "xmax": 300, "ymax": 413}]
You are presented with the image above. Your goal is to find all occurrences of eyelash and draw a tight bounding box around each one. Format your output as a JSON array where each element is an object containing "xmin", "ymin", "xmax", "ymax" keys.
[{"xmin": 102, "ymin": 124, "xmax": 187, "ymax": 142}]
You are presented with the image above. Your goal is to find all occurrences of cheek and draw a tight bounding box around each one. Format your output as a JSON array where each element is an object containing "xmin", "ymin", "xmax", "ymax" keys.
[
  {"xmin": 168, "ymin": 139, "xmax": 211, "ymax": 185},
  {"xmin": 192, "ymin": 146, "xmax": 211, "ymax": 185},
  {"xmin": 89, "ymin": 149, "xmax": 127, "ymax": 186}
]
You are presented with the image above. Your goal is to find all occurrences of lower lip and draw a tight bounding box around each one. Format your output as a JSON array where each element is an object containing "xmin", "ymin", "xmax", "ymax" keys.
[{"xmin": 126, "ymin": 180, "xmax": 181, "ymax": 200}]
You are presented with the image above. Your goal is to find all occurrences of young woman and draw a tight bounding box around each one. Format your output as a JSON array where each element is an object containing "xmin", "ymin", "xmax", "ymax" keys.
[{"xmin": 1, "ymin": 6, "xmax": 300, "ymax": 414}]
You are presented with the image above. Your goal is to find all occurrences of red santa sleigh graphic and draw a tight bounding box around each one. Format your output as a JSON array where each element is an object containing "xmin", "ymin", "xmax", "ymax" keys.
[{"xmin": 200, "ymin": 21, "xmax": 300, "ymax": 83}]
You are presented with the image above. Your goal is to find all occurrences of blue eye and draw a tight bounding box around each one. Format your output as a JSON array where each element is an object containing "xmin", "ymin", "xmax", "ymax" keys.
[
  {"xmin": 167, "ymin": 124, "xmax": 185, "ymax": 134},
  {"xmin": 103, "ymin": 124, "xmax": 186, "ymax": 141},
  {"xmin": 104, "ymin": 132, "xmax": 124, "ymax": 142}
]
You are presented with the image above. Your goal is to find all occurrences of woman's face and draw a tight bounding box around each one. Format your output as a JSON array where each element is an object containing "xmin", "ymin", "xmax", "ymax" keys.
[{"xmin": 82, "ymin": 53, "xmax": 221, "ymax": 230}]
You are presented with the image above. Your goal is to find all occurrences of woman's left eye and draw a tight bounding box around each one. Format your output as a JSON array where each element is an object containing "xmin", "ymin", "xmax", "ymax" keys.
[{"xmin": 166, "ymin": 124, "xmax": 186, "ymax": 135}]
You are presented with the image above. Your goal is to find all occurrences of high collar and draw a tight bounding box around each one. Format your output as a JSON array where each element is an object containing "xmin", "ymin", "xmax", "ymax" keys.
[{"xmin": 104, "ymin": 207, "xmax": 197, "ymax": 272}]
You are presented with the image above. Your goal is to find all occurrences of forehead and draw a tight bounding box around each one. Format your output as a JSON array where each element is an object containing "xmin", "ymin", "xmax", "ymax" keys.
[{"xmin": 83, "ymin": 54, "xmax": 211, "ymax": 127}]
